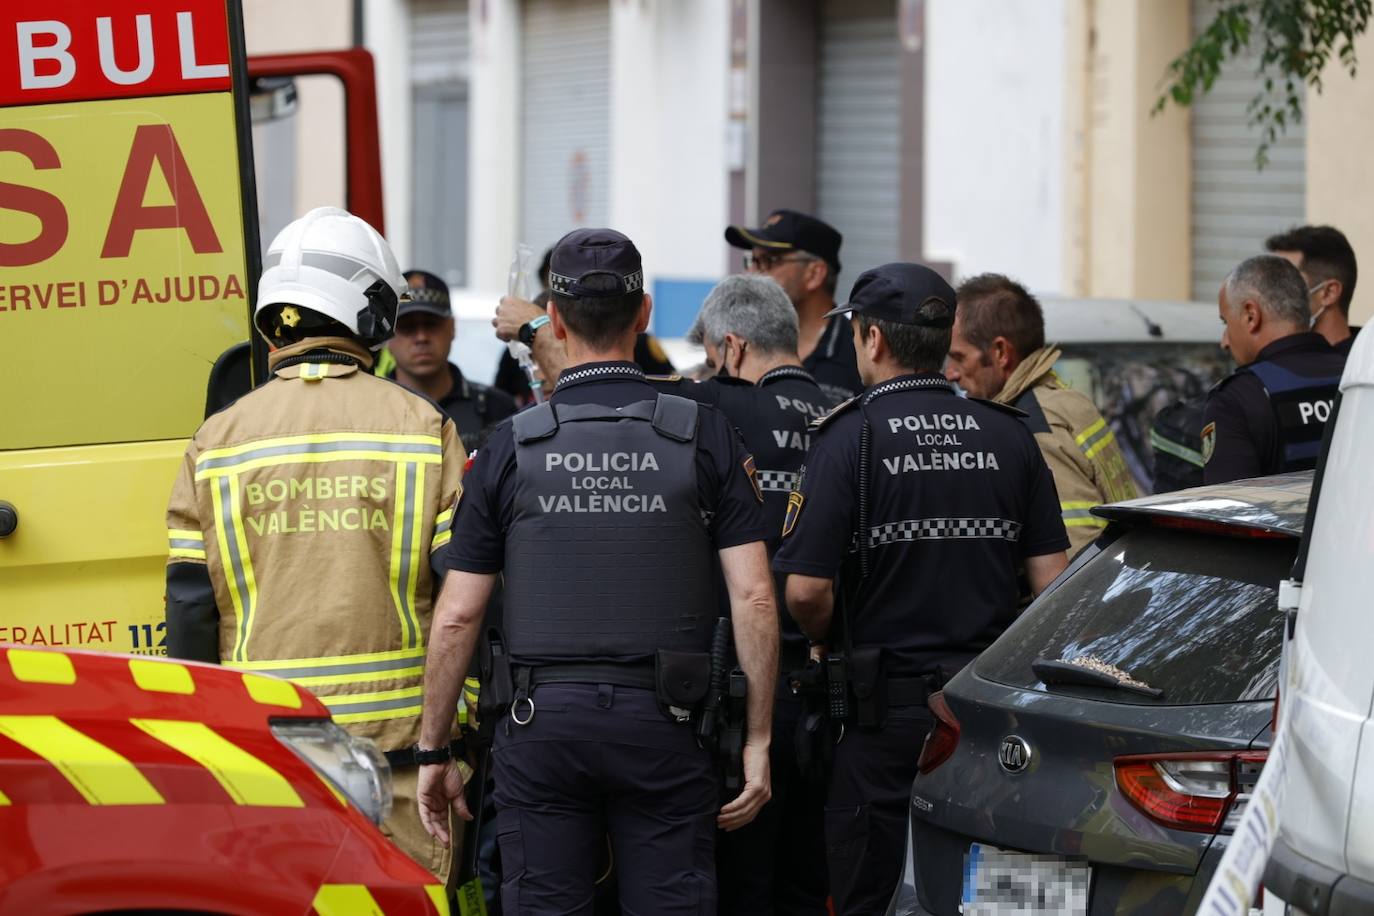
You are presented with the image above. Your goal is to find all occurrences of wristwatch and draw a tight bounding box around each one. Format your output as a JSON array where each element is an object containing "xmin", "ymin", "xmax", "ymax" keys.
[
  {"xmin": 412, "ymin": 743, "xmax": 453, "ymax": 766},
  {"xmin": 518, "ymin": 313, "xmax": 551, "ymax": 347}
]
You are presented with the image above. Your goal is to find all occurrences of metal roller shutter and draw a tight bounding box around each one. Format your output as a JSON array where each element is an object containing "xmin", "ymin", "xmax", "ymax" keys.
[
  {"xmin": 520, "ymin": 0, "xmax": 611, "ymax": 258},
  {"xmin": 412, "ymin": 0, "xmax": 470, "ymax": 85},
  {"xmin": 1189, "ymin": 1, "xmax": 1305, "ymax": 301},
  {"xmin": 816, "ymin": 2, "xmax": 901, "ymax": 284},
  {"xmin": 410, "ymin": 0, "xmax": 470, "ymax": 285}
]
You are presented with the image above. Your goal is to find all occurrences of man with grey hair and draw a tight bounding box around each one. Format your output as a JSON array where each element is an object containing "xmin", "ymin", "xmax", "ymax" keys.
[
  {"xmin": 1202, "ymin": 254, "xmax": 1347, "ymax": 483},
  {"xmin": 651, "ymin": 272, "xmax": 836, "ymax": 916}
]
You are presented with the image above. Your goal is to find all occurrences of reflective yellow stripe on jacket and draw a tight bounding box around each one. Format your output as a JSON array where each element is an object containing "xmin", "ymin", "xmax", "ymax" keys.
[
  {"xmin": 431, "ymin": 506, "xmax": 454, "ymax": 554},
  {"xmin": 389, "ymin": 461, "xmax": 426, "ymax": 649},
  {"xmin": 232, "ymin": 647, "xmax": 428, "ymax": 724},
  {"xmin": 1074, "ymin": 418, "xmax": 1116, "ymax": 460},
  {"xmin": 1060, "ymin": 500, "xmax": 1106, "ymax": 529},
  {"xmin": 193, "ymin": 432, "xmax": 443, "ymax": 480},
  {"xmin": 167, "ymin": 528, "xmax": 206, "ymax": 561}
]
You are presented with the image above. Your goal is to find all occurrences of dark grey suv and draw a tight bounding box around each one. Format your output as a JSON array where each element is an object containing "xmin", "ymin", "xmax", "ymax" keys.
[{"xmin": 888, "ymin": 473, "xmax": 1310, "ymax": 916}]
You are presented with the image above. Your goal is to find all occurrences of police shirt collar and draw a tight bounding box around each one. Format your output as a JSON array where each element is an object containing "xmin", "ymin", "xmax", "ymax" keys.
[
  {"xmin": 759, "ymin": 365, "xmax": 818, "ymax": 387},
  {"xmin": 1253, "ymin": 331, "xmax": 1335, "ymax": 364},
  {"xmin": 863, "ymin": 372, "xmax": 955, "ymax": 405},
  {"xmin": 821, "ymin": 312, "xmax": 846, "ymax": 358},
  {"xmin": 554, "ymin": 360, "xmax": 646, "ymax": 392},
  {"xmin": 449, "ymin": 362, "xmax": 471, "ymax": 400}
]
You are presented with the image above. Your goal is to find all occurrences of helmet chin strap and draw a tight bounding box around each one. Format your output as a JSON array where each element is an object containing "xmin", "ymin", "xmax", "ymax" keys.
[{"xmin": 357, "ymin": 278, "xmax": 398, "ymax": 345}]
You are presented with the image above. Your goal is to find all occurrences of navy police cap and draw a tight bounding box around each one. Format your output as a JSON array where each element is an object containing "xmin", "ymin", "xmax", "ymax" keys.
[
  {"xmin": 724, "ymin": 209, "xmax": 843, "ymax": 276},
  {"xmin": 400, "ymin": 269, "xmax": 452, "ymax": 318},
  {"xmin": 549, "ymin": 228, "xmax": 645, "ymax": 298},
  {"xmin": 824, "ymin": 262, "xmax": 957, "ymax": 328}
]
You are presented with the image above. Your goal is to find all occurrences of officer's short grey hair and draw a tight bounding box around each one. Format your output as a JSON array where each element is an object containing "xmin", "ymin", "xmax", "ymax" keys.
[
  {"xmin": 1225, "ymin": 255, "xmax": 1311, "ymax": 328},
  {"xmin": 687, "ymin": 274, "xmax": 800, "ymax": 355}
]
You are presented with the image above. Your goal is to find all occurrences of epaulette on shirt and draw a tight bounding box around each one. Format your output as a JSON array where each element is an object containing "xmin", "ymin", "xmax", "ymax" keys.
[
  {"xmin": 966, "ymin": 397, "xmax": 1029, "ymax": 419},
  {"xmin": 808, "ymin": 395, "xmax": 861, "ymax": 431},
  {"xmin": 645, "ymin": 373, "xmax": 683, "ymax": 383},
  {"xmin": 1210, "ymin": 368, "xmax": 1248, "ymax": 395}
]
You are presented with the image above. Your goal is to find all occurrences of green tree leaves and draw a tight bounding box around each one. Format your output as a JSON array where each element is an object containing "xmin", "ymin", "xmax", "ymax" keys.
[{"xmin": 1156, "ymin": 0, "xmax": 1372, "ymax": 167}]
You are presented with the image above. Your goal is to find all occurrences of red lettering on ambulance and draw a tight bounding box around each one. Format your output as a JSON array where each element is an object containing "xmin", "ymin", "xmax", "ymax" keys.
[
  {"xmin": 100, "ymin": 124, "xmax": 220, "ymax": 258},
  {"xmin": 0, "ymin": 129, "xmax": 69, "ymax": 267}
]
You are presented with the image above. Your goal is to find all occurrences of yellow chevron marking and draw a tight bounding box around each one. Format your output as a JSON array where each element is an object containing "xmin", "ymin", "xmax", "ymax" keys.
[
  {"xmin": 312, "ymin": 884, "xmax": 386, "ymax": 916},
  {"xmin": 428, "ymin": 884, "xmax": 453, "ymax": 915},
  {"xmin": 242, "ymin": 674, "xmax": 303, "ymax": 709},
  {"xmin": 8, "ymin": 650, "xmax": 76, "ymax": 685},
  {"xmin": 129, "ymin": 660, "xmax": 196, "ymax": 695},
  {"xmin": 0, "ymin": 715, "xmax": 164, "ymax": 805},
  {"xmin": 131, "ymin": 719, "xmax": 303, "ymax": 808}
]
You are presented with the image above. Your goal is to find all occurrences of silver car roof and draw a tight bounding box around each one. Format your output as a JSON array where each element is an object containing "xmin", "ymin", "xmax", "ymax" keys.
[{"xmin": 1092, "ymin": 472, "xmax": 1312, "ymax": 537}]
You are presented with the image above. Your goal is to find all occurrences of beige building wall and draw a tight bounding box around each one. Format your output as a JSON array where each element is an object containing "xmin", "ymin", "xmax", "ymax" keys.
[
  {"xmin": 242, "ymin": 1, "xmax": 354, "ymax": 238},
  {"xmin": 1065, "ymin": 0, "xmax": 1191, "ymax": 299},
  {"xmin": 1306, "ymin": 27, "xmax": 1374, "ymax": 326}
]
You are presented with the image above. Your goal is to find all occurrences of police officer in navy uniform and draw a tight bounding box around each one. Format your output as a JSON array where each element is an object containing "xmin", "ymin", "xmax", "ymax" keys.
[
  {"xmin": 650, "ymin": 273, "xmax": 837, "ymax": 916},
  {"xmin": 1266, "ymin": 224, "xmax": 1360, "ymax": 357},
  {"xmin": 415, "ymin": 228, "xmax": 779, "ymax": 915},
  {"xmin": 725, "ymin": 210, "xmax": 862, "ymax": 403},
  {"xmin": 775, "ymin": 263, "xmax": 1070, "ymax": 916},
  {"xmin": 381, "ymin": 269, "xmax": 518, "ymax": 451},
  {"xmin": 1202, "ymin": 255, "xmax": 1347, "ymax": 484}
]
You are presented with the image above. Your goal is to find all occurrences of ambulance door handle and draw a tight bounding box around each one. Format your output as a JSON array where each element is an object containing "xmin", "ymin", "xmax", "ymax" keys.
[{"xmin": 0, "ymin": 501, "xmax": 17, "ymax": 538}]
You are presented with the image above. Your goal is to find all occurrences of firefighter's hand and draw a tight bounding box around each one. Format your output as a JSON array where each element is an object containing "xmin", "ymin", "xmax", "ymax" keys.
[
  {"xmin": 418, "ymin": 759, "xmax": 475, "ymax": 846},
  {"xmin": 717, "ymin": 742, "xmax": 771, "ymax": 832},
  {"xmin": 493, "ymin": 295, "xmax": 545, "ymax": 342}
]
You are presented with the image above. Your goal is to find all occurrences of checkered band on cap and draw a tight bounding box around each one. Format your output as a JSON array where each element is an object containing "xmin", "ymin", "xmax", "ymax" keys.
[
  {"xmin": 549, "ymin": 268, "xmax": 645, "ymax": 297},
  {"xmin": 868, "ymin": 517, "xmax": 1023, "ymax": 547},
  {"xmin": 408, "ymin": 286, "xmax": 447, "ymax": 305}
]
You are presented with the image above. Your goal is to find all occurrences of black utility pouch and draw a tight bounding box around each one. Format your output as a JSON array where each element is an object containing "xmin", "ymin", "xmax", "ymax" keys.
[
  {"xmin": 849, "ymin": 647, "xmax": 886, "ymax": 732},
  {"xmin": 655, "ymin": 649, "xmax": 711, "ymax": 723},
  {"xmin": 478, "ymin": 628, "xmax": 514, "ymax": 726}
]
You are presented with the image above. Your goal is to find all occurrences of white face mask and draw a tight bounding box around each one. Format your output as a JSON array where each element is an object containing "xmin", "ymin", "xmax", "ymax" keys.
[{"xmin": 1308, "ymin": 280, "xmax": 1333, "ymax": 328}]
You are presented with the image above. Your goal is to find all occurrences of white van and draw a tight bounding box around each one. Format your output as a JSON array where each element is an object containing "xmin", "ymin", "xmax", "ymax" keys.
[{"xmin": 1264, "ymin": 326, "xmax": 1374, "ymax": 914}]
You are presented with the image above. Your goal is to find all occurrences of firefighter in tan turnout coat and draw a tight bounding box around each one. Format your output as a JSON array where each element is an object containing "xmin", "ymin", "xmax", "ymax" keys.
[
  {"xmin": 945, "ymin": 274, "xmax": 1138, "ymax": 554},
  {"xmin": 164, "ymin": 207, "xmax": 467, "ymax": 881}
]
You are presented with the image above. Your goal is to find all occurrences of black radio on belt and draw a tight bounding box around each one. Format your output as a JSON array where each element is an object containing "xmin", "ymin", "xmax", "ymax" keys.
[{"xmin": 825, "ymin": 654, "xmax": 850, "ymax": 720}]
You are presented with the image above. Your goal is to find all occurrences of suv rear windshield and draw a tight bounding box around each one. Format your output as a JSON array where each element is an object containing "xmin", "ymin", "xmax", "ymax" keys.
[{"xmin": 976, "ymin": 527, "xmax": 1295, "ymax": 705}]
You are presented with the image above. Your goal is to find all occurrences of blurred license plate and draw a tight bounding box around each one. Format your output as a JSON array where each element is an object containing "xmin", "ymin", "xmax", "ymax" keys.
[{"xmin": 961, "ymin": 843, "xmax": 1090, "ymax": 915}]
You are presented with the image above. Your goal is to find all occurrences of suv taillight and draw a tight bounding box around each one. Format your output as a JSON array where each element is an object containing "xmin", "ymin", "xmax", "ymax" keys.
[
  {"xmin": 1114, "ymin": 750, "xmax": 1267, "ymax": 833},
  {"xmin": 917, "ymin": 691, "xmax": 960, "ymax": 775}
]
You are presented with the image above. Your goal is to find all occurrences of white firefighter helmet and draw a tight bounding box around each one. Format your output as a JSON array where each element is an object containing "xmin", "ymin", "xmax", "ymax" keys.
[{"xmin": 255, "ymin": 207, "xmax": 405, "ymax": 350}]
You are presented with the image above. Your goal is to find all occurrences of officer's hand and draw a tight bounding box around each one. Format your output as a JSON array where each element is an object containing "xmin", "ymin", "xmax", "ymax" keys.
[
  {"xmin": 493, "ymin": 295, "xmax": 545, "ymax": 342},
  {"xmin": 417, "ymin": 759, "xmax": 475, "ymax": 846},
  {"xmin": 717, "ymin": 743, "xmax": 771, "ymax": 832}
]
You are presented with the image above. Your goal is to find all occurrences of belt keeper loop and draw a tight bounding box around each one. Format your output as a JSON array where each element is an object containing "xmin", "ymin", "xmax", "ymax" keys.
[{"xmin": 511, "ymin": 666, "xmax": 535, "ymax": 726}]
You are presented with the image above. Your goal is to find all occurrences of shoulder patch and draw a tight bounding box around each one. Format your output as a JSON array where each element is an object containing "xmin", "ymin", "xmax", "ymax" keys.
[
  {"xmin": 742, "ymin": 454, "xmax": 763, "ymax": 504},
  {"xmin": 966, "ymin": 396, "xmax": 1029, "ymax": 419},
  {"xmin": 1201, "ymin": 421, "xmax": 1217, "ymax": 465},
  {"xmin": 809, "ymin": 395, "xmax": 861, "ymax": 431}
]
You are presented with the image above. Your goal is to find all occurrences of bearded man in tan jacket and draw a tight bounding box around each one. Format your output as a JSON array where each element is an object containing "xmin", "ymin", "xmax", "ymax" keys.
[{"xmin": 945, "ymin": 274, "xmax": 1138, "ymax": 555}]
